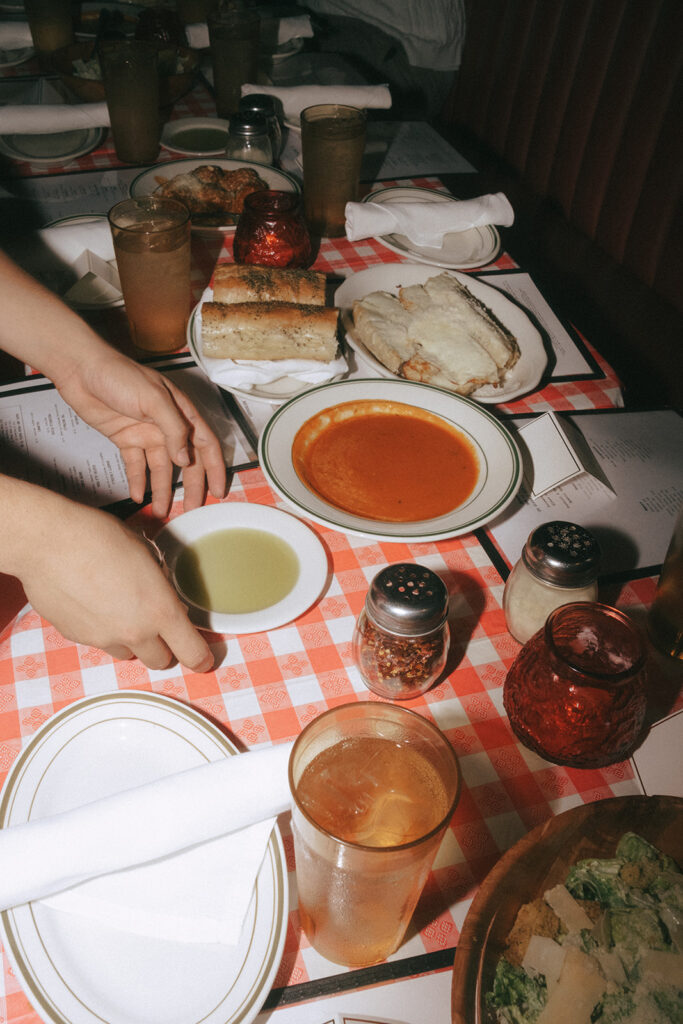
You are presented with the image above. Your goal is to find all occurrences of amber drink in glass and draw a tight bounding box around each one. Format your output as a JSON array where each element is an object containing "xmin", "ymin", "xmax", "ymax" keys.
[
  {"xmin": 108, "ymin": 197, "xmax": 190, "ymax": 355},
  {"xmin": 289, "ymin": 702, "xmax": 460, "ymax": 967},
  {"xmin": 301, "ymin": 104, "xmax": 366, "ymax": 237}
]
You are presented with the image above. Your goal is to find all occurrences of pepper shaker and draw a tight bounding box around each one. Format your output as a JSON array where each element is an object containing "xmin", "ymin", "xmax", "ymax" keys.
[
  {"xmin": 352, "ymin": 563, "xmax": 450, "ymax": 700},
  {"xmin": 503, "ymin": 521, "xmax": 600, "ymax": 644}
]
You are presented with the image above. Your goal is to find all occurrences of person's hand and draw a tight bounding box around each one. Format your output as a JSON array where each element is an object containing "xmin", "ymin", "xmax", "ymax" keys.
[
  {"xmin": 12, "ymin": 487, "xmax": 214, "ymax": 671},
  {"xmin": 53, "ymin": 346, "xmax": 226, "ymax": 517}
]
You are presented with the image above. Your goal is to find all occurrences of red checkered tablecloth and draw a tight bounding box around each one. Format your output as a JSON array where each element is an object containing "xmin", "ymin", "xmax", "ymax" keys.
[{"xmin": 0, "ymin": 467, "xmax": 667, "ymax": 1021}]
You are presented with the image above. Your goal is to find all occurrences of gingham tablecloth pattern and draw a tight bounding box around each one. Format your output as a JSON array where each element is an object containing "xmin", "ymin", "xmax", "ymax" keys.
[{"xmin": 0, "ymin": 468, "xmax": 666, "ymax": 1019}]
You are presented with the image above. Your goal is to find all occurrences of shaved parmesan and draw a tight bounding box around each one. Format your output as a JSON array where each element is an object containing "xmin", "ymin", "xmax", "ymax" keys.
[
  {"xmin": 544, "ymin": 884, "xmax": 594, "ymax": 933},
  {"xmin": 522, "ymin": 934, "xmax": 568, "ymax": 993},
  {"xmin": 639, "ymin": 949, "xmax": 683, "ymax": 986},
  {"xmin": 537, "ymin": 946, "xmax": 606, "ymax": 1024}
]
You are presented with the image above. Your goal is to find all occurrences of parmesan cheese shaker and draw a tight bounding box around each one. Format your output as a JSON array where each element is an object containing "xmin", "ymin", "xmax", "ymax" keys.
[
  {"xmin": 503, "ymin": 522, "xmax": 600, "ymax": 644},
  {"xmin": 352, "ymin": 563, "xmax": 450, "ymax": 700}
]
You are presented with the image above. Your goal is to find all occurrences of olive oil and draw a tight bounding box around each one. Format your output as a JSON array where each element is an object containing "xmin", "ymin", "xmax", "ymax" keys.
[{"xmin": 174, "ymin": 528, "xmax": 299, "ymax": 613}]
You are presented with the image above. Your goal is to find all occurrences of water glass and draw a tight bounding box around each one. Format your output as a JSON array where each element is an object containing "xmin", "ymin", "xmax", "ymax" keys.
[
  {"xmin": 101, "ymin": 41, "xmax": 160, "ymax": 165},
  {"xmin": 301, "ymin": 104, "xmax": 366, "ymax": 237},
  {"xmin": 108, "ymin": 197, "xmax": 191, "ymax": 355}
]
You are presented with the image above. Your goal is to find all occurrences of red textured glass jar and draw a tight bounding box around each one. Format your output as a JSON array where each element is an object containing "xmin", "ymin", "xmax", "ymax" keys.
[
  {"xmin": 233, "ymin": 189, "xmax": 312, "ymax": 268},
  {"xmin": 503, "ymin": 602, "xmax": 647, "ymax": 769}
]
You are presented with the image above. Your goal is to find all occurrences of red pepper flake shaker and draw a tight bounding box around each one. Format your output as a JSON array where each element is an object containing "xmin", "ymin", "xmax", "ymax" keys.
[{"xmin": 352, "ymin": 562, "xmax": 450, "ymax": 700}]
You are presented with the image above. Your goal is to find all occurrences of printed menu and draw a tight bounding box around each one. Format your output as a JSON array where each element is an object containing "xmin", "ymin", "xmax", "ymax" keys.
[
  {"xmin": 487, "ymin": 408, "xmax": 683, "ymax": 577},
  {"xmin": 0, "ymin": 360, "xmax": 257, "ymax": 509}
]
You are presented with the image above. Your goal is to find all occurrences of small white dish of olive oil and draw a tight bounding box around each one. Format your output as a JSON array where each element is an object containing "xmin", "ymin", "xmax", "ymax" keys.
[{"xmin": 156, "ymin": 502, "xmax": 329, "ymax": 634}]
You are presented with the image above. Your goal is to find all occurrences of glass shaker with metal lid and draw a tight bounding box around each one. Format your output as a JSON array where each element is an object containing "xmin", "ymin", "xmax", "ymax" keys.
[
  {"xmin": 239, "ymin": 93, "xmax": 282, "ymax": 162},
  {"xmin": 503, "ymin": 521, "xmax": 600, "ymax": 644},
  {"xmin": 352, "ymin": 563, "xmax": 450, "ymax": 700},
  {"xmin": 224, "ymin": 112, "xmax": 273, "ymax": 165}
]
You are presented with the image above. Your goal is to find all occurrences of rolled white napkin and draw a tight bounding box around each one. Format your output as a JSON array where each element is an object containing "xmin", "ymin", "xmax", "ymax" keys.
[
  {"xmin": 0, "ymin": 21, "xmax": 33, "ymax": 50},
  {"xmin": 345, "ymin": 192, "xmax": 515, "ymax": 245},
  {"xmin": 186, "ymin": 15, "xmax": 313, "ymax": 51},
  {"xmin": 0, "ymin": 741, "xmax": 293, "ymax": 944},
  {"xmin": 241, "ymin": 82, "xmax": 392, "ymax": 122},
  {"xmin": 0, "ymin": 100, "xmax": 110, "ymax": 135}
]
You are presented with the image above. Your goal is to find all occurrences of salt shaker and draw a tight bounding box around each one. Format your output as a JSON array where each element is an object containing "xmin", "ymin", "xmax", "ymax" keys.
[
  {"xmin": 352, "ymin": 563, "xmax": 450, "ymax": 700},
  {"xmin": 239, "ymin": 93, "xmax": 283, "ymax": 162},
  {"xmin": 224, "ymin": 112, "xmax": 273, "ymax": 165},
  {"xmin": 503, "ymin": 521, "xmax": 600, "ymax": 644}
]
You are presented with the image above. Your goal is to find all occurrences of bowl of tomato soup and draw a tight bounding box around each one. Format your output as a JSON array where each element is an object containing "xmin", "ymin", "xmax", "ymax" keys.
[
  {"xmin": 258, "ymin": 379, "xmax": 523, "ymax": 543},
  {"xmin": 292, "ymin": 399, "xmax": 479, "ymax": 522}
]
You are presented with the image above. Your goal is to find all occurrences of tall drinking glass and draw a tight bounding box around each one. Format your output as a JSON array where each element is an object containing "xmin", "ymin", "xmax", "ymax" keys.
[
  {"xmin": 208, "ymin": 4, "xmax": 260, "ymax": 118},
  {"xmin": 24, "ymin": 0, "xmax": 73, "ymax": 62},
  {"xmin": 301, "ymin": 104, "xmax": 366, "ymax": 237},
  {"xmin": 289, "ymin": 702, "xmax": 460, "ymax": 967},
  {"xmin": 100, "ymin": 41, "xmax": 160, "ymax": 165},
  {"xmin": 108, "ymin": 197, "xmax": 191, "ymax": 355}
]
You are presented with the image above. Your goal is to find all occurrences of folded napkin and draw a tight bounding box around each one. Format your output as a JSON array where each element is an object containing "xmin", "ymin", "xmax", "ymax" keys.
[
  {"xmin": 186, "ymin": 14, "xmax": 313, "ymax": 50},
  {"xmin": 0, "ymin": 100, "xmax": 110, "ymax": 135},
  {"xmin": 0, "ymin": 741, "xmax": 293, "ymax": 944},
  {"xmin": 0, "ymin": 21, "xmax": 33, "ymax": 50},
  {"xmin": 241, "ymin": 82, "xmax": 392, "ymax": 122},
  {"xmin": 203, "ymin": 351, "xmax": 349, "ymax": 391},
  {"xmin": 37, "ymin": 217, "xmax": 116, "ymax": 265},
  {"xmin": 345, "ymin": 192, "xmax": 514, "ymax": 245},
  {"xmin": 21, "ymin": 218, "xmax": 121, "ymax": 306}
]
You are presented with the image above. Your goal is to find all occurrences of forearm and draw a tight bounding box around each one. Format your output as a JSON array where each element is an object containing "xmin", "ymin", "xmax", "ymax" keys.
[
  {"xmin": 0, "ymin": 474, "xmax": 67, "ymax": 579},
  {"xmin": 0, "ymin": 250, "xmax": 112, "ymax": 384}
]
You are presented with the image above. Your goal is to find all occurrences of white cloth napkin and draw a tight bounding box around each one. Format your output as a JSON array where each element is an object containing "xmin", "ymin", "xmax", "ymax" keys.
[
  {"xmin": 0, "ymin": 100, "xmax": 110, "ymax": 134},
  {"xmin": 0, "ymin": 741, "xmax": 293, "ymax": 944},
  {"xmin": 0, "ymin": 21, "xmax": 33, "ymax": 50},
  {"xmin": 202, "ymin": 351, "xmax": 349, "ymax": 390},
  {"xmin": 37, "ymin": 218, "xmax": 116, "ymax": 265},
  {"xmin": 345, "ymin": 192, "xmax": 515, "ymax": 245},
  {"xmin": 241, "ymin": 82, "xmax": 392, "ymax": 122},
  {"xmin": 187, "ymin": 15, "xmax": 312, "ymax": 50}
]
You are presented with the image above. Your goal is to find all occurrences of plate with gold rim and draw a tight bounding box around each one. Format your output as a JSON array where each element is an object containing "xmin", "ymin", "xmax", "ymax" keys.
[{"xmin": 0, "ymin": 690, "xmax": 288, "ymax": 1024}]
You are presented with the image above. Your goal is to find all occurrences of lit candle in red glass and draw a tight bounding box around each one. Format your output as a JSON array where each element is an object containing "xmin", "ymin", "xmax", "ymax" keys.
[{"xmin": 233, "ymin": 190, "xmax": 312, "ymax": 268}]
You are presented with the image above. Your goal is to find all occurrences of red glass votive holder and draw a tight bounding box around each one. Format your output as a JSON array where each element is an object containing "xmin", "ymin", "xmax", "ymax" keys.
[
  {"xmin": 503, "ymin": 602, "xmax": 647, "ymax": 769},
  {"xmin": 233, "ymin": 190, "xmax": 312, "ymax": 268}
]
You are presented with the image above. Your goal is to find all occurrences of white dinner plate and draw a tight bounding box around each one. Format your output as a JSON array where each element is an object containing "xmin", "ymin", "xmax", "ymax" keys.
[
  {"xmin": 187, "ymin": 284, "xmax": 348, "ymax": 405},
  {"xmin": 156, "ymin": 501, "xmax": 329, "ymax": 632},
  {"xmin": 362, "ymin": 186, "xmax": 502, "ymax": 270},
  {"xmin": 160, "ymin": 117, "xmax": 231, "ymax": 156},
  {"xmin": 0, "ymin": 45, "xmax": 33, "ymax": 68},
  {"xmin": 335, "ymin": 263, "xmax": 548, "ymax": 404},
  {"xmin": 130, "ymin": 157, "xmax": 300, "ymax": 232},
  {"xmin": 0, "ymin": 690, "xmax": 288, "ymax": 1024},
  {"xmin": 259, "ymin": 378, "xmax": 522, "ymax": 542},
  {"xmin": 0, "ymin": 126, "xmax": 105, "ymax": 165}
]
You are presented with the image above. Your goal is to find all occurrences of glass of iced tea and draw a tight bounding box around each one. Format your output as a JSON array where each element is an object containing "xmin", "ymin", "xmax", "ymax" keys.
[
  {"xmin": 108, "ymin": 197, "xmax": 191, "ymax": 355},
  {"xmin": 289, "ymin": 702, "xmax": 460, "ymax": 967},
  {"xmin": 301, "ymin": 104, "xmax": 366, "ymax": 237}
]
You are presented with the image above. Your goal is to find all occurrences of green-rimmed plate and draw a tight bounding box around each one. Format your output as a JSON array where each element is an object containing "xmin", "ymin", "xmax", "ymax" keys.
[
  {"xmin": 258, "ymin": 378, "xmax": 522, "ymax": 542},
  {"xmin": 0, "ymin": 691, "xmax": 287, "ymax": 1024}
]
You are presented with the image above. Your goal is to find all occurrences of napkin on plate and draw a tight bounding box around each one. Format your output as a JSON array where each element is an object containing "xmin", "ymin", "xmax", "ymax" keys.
[
  {"xmin": 186, "ymin": 15, "xmax": 313, "ymax": 50},
  {"xmin": 0, "ymin": 100, "xmax": 110, "ymax": 135},
  {"xmin": 22, "ymin": 217, "xmax": 121, "ymax": 306},
  {"xmin": 240, "ymin": 82, "xmax": 392, "ymax": 122},
  {"xmin": 345, "ymin": 192, "xmax": 515, "ymax": 245},
  {"xmin": 0, "ymin": 21, "xmax": 33, "ymax": 50},
  {"xmin": 0, "ymin": 741, "xmax": 293, "ymax": 944}
]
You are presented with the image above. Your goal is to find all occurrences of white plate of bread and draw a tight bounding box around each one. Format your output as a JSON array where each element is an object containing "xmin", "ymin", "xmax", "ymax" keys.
[
  {"xmin": 336, "ymin": 263, "xmax": 548, "ymax": 404},
  {"xmin": 259, "ymin": 377, "xmax": 522, "ymax": 543},
  {"xmin": 129, "ymin": 159, "xmax": 299, "ymax": 231},
  {"xmin": 363, "ymin": 186, "xmax": 502, "ymax": 269},
  {"xmin": 188, "ymin": 263, "xmax": 348, "ymax": 404}
]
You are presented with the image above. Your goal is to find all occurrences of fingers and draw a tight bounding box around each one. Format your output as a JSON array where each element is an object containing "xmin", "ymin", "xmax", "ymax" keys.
[
  {"xmin": 119, "ymin": 447, "xmax": 148, "ymax": 505},
  {"xmin": 160, "ymin": 609, "xmax": 215, "ymax": 673},
  {"xmin": 165, "ymin": 382, "xmax": 227, "ymax": 499},
  {"xmin": 145, "ymin": 443, "xmax": 175, "ymax": 518}
]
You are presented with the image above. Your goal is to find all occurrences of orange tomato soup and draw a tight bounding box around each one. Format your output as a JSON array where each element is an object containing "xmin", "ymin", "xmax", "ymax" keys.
[{"xmin": 292, "ymin": 400, "xmax": 479, "ymax": 522}]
